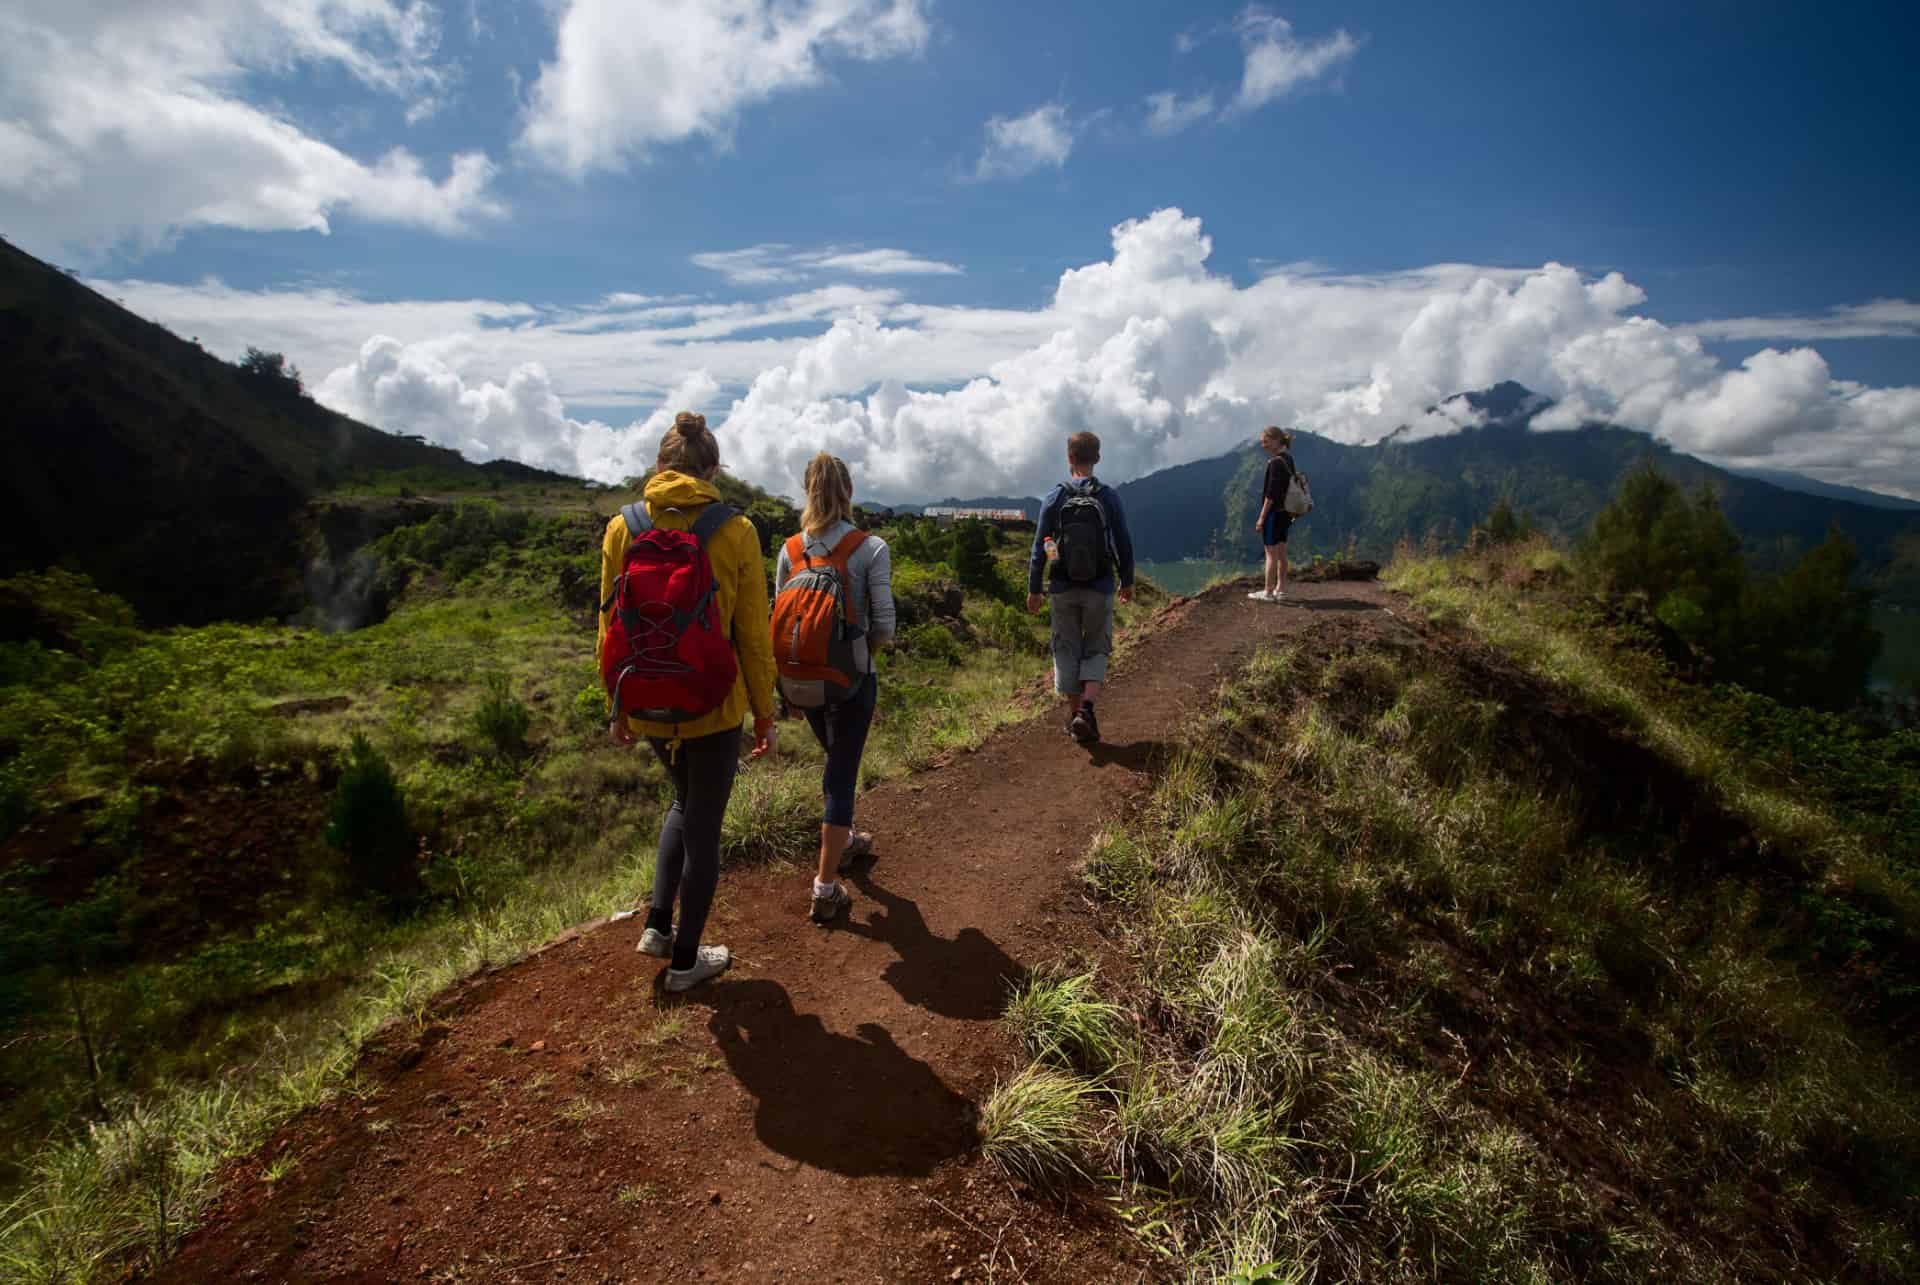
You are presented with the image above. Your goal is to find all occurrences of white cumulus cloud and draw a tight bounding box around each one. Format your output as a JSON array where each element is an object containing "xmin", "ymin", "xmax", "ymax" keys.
[
  {"xmin": 101, "ymin": 209, "xmax": 1920, "ymax": 502},
  {"xmin": 0, "ymin": 0, "xmax": 502, "ymax": 256},
  {"xmin": 519, "ymin": 0, "xmax": 930, "ymax": 176},
  {"xmin": 973, "ymin": 102, "xmax": 1077, "ymax": 180}
]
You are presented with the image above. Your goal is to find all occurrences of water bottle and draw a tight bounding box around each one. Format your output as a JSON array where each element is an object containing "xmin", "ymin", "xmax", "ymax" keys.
[{"xmin": 1044, "ymin": 536, "xmax": 1058, "ymax": 561}]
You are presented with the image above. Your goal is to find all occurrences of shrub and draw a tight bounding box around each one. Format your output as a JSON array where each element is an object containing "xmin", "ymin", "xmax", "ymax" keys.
[
  {"xmin": 898, "ymin": 622, "xmax": 962, "ymax": 666},
  {"xmin": 324, "ymin": 735, "xmax": 418, "ymax": 903},
  {"xmin": 975, "ymin": 601, "xmax": 1040, "ymax": 653},
  {"xmin": 473, "ymin": 672, "xmax": 532, "ymax": 758}
]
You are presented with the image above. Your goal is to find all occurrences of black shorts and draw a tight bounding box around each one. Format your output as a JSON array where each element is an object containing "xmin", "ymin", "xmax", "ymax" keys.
[{"xmin": 1262, "ymin": 509, "xmax": 1294, "ymax": 547}]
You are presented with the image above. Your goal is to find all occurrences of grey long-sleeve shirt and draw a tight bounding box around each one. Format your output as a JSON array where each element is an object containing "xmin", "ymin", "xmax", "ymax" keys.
[{"xmin": 774, "ymin": 521, "xmax": 896, "ymax": 661}]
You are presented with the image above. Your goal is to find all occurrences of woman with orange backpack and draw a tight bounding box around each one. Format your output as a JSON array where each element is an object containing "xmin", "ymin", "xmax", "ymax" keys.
[
  {"xmin": 771, "ymin": 453, "xmax": 895, "ymax": 927},
  {"xmin": 598, "ymin": 412, "xmax": 776, "ymax": 992}
]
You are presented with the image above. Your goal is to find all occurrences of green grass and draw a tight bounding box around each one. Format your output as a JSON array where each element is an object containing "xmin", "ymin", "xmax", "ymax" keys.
[{"xmin": 1006, "ymin": 557, "xmax": 1920, "ymax": 1282}]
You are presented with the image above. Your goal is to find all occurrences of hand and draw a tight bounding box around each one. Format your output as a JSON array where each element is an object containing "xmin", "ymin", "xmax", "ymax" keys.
[
  {"xmin": 750, "ymin": 717, "xmax": 777, "ymax": 758},
  {"xmin": 1253, "ymin": 521, "xmax": 1262, "ymax": 533},
  {"xmin": 607, "ymin": 715, "xmax": 636, "ymax": 747},
  {"xmin": 1118, "ymin": 586, "xmax": 1133, "ymax": 604},
  {"xmin": 1026, "ymin": 593, "xmax": 1044, "ymax": 615}
]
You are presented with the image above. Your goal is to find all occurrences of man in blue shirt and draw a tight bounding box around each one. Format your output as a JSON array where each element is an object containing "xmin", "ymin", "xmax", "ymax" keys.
[{"xmin": 1027, "ymin": 431, "xmax": 1135, "ymax": 744}]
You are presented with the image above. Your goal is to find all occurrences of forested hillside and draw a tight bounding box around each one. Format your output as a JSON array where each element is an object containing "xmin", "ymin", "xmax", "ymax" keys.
[{"xmin": 0, "ymin": 237, "xmax": 571, "ymax": 626}]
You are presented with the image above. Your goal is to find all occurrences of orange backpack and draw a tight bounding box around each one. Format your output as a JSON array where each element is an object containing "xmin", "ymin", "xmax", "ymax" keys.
[{"xmin": 771, "ymin": 529, "xmax": 870, "ymax": 709}]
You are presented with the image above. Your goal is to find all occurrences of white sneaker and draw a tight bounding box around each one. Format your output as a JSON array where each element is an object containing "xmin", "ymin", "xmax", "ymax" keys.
[
  {"xmin": 1248, "ymin": 589, "xmax": 1272, "ymax": 601},
  {"xmin": 1270, "ymin": 590, "xmax": 1286, "ymax": 602},
  {"xmin": 636, "ymin": 926, "xmax": 673, "ymax": 957},
  {"xmin": 663, "ymin": 944, "xmax": 730, "ymax": 991}
]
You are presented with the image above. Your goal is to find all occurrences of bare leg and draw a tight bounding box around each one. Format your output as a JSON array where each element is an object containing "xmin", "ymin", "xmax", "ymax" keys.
[
  {"xmin": 1081, "ymin": 679, "xmax": 1103, "ymax": 706},
  {"xmin": 1276, "ymin": 542, "xmax": 1289, "ymax": 596},
  {"xmin": 816, "ymin": 823, "xmax": 849, "ymax": 886},
  {"xmin": 1263, "ymin": 545, "xmax": 1280, "ymax": 594}
]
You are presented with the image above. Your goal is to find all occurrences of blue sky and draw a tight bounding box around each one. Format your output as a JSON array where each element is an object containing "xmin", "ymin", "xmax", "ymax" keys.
[{"xmin": 4, "ymin": 1, "xmax": 1917, "ymax": 500}]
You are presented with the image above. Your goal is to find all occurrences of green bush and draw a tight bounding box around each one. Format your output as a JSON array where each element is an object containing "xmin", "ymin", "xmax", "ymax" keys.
[
  {"xmin": 952, "ymin": 520, "xmax": 1014, "ymax": 602},
  {"xmin": 324, "ymin": 735, "xmax": 418, "ymax": 904},
  {"xmin": 898, "ymin": 622, "xmax": 962, "ymax": 666},
  {"xmin": 975, "ymin": 601, "xmax": 1040, "ymax": 653},
  {"xmin": 473, "ymin": 672, "xmax": 532, "ymax": 758}
]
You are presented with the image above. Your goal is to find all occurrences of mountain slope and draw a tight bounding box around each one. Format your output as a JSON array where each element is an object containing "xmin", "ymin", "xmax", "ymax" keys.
[
  {"xmin": 1113, "ymin": 384, "xmax": 1920, "ymax": 598},
  {"xmin": 0, "ymin": 236, "xmax": 571, "ymax": 625}
]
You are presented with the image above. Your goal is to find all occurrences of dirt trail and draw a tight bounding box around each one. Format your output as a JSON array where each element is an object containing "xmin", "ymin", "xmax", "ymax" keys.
[{"xmin": 155, "ymin": 579, "xmax": 1401, "ymax": 1285}]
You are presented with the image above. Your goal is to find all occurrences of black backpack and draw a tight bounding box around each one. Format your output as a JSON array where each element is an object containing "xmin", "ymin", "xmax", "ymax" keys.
[{"xmin": 1055, "ymin": 483, "xmax": 1113, "ymax": 584}]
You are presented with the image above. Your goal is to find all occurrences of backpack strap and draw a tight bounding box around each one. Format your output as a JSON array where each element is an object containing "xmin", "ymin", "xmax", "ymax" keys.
[
  {"xmin": 823, "ymin": 528, "xmax": 867, "ymax": 572},
  {"xmin": 687, "ymin": 502, "xmax": 738, "ymax": 546},
  {"xmin": 620, "ymin": 501, "xmax": 652, "ymax": 536}
]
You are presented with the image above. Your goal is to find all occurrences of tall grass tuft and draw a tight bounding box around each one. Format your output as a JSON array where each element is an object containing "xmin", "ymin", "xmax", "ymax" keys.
[
  {"xmin": 1004, "ymin": 969, "xmax": 1127, "ymax": 1074},
  {"xmin": 718, "ymin": 768, "xmax": 818, "ymax": 864},
  {"xmin": 978, "ymin": 1065, "xmax": 1097, "ymax": 1188}
]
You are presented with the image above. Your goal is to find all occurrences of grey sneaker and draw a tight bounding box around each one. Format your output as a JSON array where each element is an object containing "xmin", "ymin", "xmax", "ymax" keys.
[
  {"xmin": 636, "ymin": 926, "xmax": 674, "ymax": 958},
  {"xmin": 663, "ymin": 945, "xmax": 730, "ymax": 992},
  {"xmin": 810, "ymin": 882, "xmax": 853, "ymax": 925},
  {"xmin": 836, "ymin": 831, "xmax": 874, "ymax": 874}
]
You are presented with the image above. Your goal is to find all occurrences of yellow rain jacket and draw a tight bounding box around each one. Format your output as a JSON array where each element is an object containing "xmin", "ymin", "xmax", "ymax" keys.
[{"xmin": 597, "ymin": 471, "xmax": 776, "ymax": 742}]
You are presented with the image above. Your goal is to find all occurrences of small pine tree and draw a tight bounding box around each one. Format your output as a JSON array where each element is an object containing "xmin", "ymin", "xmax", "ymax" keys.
[
  {"xmin": 1484, "ymin": 497, "xmax": 1530, "ymax": 546},
  {"xmin": 325, "ymin": 735, "xmax": 418, "ymax": 904},
  {"xmin": 473, "ymin": 672, "xmax": 532, "ymax": 758}
]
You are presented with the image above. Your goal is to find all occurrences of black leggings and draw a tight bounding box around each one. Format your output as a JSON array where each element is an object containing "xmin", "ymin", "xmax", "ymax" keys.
[{"xmin": 644, "ymin": 727, "xmax": 741, "ymax": 970}]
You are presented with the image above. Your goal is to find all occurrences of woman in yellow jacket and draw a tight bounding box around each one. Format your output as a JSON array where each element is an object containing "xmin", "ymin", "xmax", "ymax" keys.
[{"xmin": 598, "ymin": 412, "xmax": 777, "ymax": 992}]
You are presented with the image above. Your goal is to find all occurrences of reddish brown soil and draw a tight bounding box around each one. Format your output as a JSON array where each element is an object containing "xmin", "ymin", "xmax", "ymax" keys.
[{"xmin": 150, "ymin": 579, "xmax": 1398, "ymax": 1284}]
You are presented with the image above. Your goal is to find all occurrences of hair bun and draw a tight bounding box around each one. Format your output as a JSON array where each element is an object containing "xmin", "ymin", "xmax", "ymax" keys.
[{"xmin": 673, "ymin": 411, "xmax": 707, "ymax": 437}]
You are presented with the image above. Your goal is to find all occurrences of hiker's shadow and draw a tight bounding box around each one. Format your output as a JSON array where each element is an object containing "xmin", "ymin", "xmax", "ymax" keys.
[
  {"xmin": 695, "ymin": 978, "xmax": 976, "ymax": 1177},
  {"xmin": 843, "ymin": 876, "xmax": 1025, "ymax": 1022},
  {"xmin": 1085, "ymin": 738, "xmax": 1167, "ymax": 771}
]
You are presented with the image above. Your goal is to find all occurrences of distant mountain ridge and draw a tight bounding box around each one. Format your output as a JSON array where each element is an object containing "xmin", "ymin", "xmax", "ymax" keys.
[
  {"xmin": 1101, "ymin": 381, "xmax": 1920, "ymax": 602},
  {"xmin": 898, "ymin": 380, "xmax": 1920, "ymax": 603},
  {"xmin": 0, "ymin": 236, "xmax": 571, "ymax": 625}
]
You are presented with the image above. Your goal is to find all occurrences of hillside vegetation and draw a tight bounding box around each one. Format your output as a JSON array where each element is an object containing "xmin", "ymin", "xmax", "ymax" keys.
[
  {"xmin": 983, "ymin": 535, "xmax": 1917, "ymax": 1281},
  {"xmin": 0, "ymin": 236, "xmax": 571, "ymax": 626},
  {"xmin": 0, "ymin": 479, "xmax": 1145, "ymax": 1279}
]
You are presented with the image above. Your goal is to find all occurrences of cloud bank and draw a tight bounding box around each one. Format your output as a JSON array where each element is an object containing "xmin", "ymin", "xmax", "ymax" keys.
[
  {"xmin": 103, "ymin": 209, "xmax": 1920, "ymax": 501},
  {"xmin": 0, "ymin": 0, "xmax": 501, "ymax": 255}
]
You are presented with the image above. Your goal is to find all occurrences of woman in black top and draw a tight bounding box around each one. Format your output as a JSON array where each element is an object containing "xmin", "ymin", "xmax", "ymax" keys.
[{"xmin": 1250, "ymin": 426, "xmax": 1296, "ymax": 602}]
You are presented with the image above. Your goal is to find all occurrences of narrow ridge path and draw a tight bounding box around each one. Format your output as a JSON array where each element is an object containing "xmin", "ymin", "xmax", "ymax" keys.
[{"xmin": 156, "ymin": 579, "xmax": 1400, "ymax": 1284}]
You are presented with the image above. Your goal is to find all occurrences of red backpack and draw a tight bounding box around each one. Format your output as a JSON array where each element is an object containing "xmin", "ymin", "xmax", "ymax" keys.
[
  {"xmin": 771, "ymin": 529, "xmax": 869, "ymax": 709},
  {"xmin": 600, "ymin": 501, "xmax": 739, "ymax": 724}
]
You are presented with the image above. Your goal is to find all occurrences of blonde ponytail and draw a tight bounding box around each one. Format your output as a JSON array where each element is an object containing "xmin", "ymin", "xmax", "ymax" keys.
[{"xmin": 800, "ymin": 453, "xmax": 854, "ymax": 538}]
